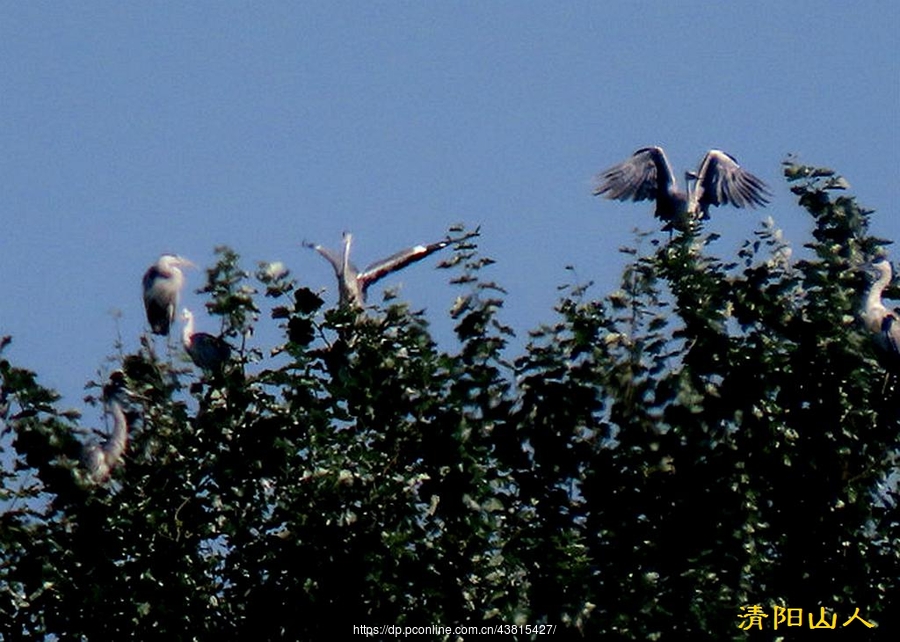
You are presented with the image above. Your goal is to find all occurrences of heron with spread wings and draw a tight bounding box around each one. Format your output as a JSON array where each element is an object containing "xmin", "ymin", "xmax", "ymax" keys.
[
  {"xmin": 304, "ymin": 231, "xmax": 466, "ymax": 308},
  {"xmin": 594, "ymin": 146, "xmax": 771, "ymax": 232}
]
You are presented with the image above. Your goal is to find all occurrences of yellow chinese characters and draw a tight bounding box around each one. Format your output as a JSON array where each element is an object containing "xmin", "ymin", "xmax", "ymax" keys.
[{"xmin": 739, "ymin": 605, "xmax": 875, "ymax": 630}]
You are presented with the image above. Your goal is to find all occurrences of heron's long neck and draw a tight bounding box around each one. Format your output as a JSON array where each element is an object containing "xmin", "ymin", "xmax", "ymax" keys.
[
  {"xmin": 341, "ymin": 234, "xmax": 353, "ymax": 276},
  {"xmin": 182, "ymin": 314, "xmax": 195, "ymax": 347},
  {"xmin": 863, "ymin": 269, "xmax": 892, "ymax": 330},
  {"xmin": 171, "ymin": 269, "xmax": 184, "ymax": 295},
  {"xmin": 103, "ymin": 402, "xmax": 129, "ymax": 463},
  {"xmin": 871, "ymin": 269, "xmax": 891, "ymax": 308},
  {"xmin": 338, "ymin": 234, "xmax": 364, "ymax": 306}
]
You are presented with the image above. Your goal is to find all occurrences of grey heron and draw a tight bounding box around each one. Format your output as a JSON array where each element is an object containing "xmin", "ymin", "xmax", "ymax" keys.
[
  {"xmin": 860, "ymin": 257, "xmax": 900, "ymax": 359},
  {"xmin": 181, "ymin": 308, "xmax": 232, "ymax": 371},
  {"xmin": 303, "ymin": 232, "xmax": 456, "ymax": 308},
  {"xmin": 593, "ymin": 147, "xmax": 771, "ymax": 231},
  {"xmin": 83, "ymin": 399, "xmax": 129, "ymax": 483},
  {"xmin": 143, "ymin": 254, "xmax": 195, "ymax": 335}
]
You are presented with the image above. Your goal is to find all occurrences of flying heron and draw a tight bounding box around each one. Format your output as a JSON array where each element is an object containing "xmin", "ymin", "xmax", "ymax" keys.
[
  {"xmin": 860, "ymin": 256, "xmax": 900, "ymax": 360},
  {"xmin": 303, "ymin": 232, "xmax": 457, "ymax": 308},
  {"xmin": 181, "ymin": 308, "xmax": 232, "ymax": 371},
  {"xmin": 143, "ymin": 254, "xmax": 195, "ymax": 335},
  {"xmin": 83, "ymin": 399, "xmax": 129, "ymax": 483},
  {"xmin": 593, "ymin": 146, "xmax": 771, "ymax": 232}
]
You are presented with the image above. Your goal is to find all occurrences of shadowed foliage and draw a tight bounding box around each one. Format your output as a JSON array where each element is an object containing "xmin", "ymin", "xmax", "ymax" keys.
[{"xmin": 1, "ymin": 166, "xmax": 897, "ymax": 640}]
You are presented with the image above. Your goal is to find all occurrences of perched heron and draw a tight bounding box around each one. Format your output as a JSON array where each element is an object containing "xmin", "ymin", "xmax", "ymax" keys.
[
  {"xmin": 593, "ymin": 146, "xmax": 771, "ymax": 231},
  {"xmin": 181, "ymin": 308, "xmax": 232, "ymax": 371},
  {"xmin": 304, "ymin": 232, "xmax": 455, "ymax": 308},
  {"xmin": 860, "ymin": 257, "xmax": 900, "ymax": 359},
  {"xmin": 143, "ymin": 254, "xmax": 195, "ymax": 335},
  {"xmin": 83, "ymin": 399, "xmax": 129, "ymax": 483}
]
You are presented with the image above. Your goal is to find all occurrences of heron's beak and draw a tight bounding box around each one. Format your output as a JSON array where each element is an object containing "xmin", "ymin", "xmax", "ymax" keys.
[{"xmin": 850, "ymin": 262, "xmax": 880, "ymax": 279}]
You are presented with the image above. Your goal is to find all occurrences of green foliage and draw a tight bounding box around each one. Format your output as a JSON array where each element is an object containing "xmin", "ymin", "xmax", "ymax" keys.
[{"xmin": 1, "ymin": 168, "xmax": 898, "ymax": 640}]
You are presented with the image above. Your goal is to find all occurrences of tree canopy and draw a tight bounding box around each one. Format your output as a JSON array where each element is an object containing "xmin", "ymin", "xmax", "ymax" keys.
[{"xmin": 1, "ymin": 162, "xmax": 897, "ymax": 640}]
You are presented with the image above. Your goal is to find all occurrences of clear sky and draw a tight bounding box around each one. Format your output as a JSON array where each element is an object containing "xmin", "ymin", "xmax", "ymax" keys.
[{"xmin": 1, "ymin": 2, "xmax": 897, "ymax": 413}]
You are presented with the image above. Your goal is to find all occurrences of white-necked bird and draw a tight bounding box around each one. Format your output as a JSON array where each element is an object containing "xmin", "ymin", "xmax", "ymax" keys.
[
  {"xmin": 83, "ymin": 399, "xmax": 129, "ymax": 483},
  {"xmin": 860, "ymin": 256, "xmax": 900, "ymax": 360},
  {"xmin": 181, "ymin": 308, "xmax": 231, "ymax": 371},
  {"xmin": 143, "ymin": 254, "xmax": 195, "ymax": 335}
]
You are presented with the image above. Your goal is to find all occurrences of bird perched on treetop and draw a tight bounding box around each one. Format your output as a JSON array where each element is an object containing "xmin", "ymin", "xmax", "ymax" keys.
[
  {"xmin": 593, "ymin": 147, "xmax": 771, "ymax": 232},
  {"xmin": 143, "ymin": 254, "xmax": 195, "ymax": 335},
  {"xmin": 859, "ymin": 256, "xmax": 900, "ymax": 361},
  {"xmin": 181, "ymin": 308, "xmax": 232, "ymax": 372},
  {"xmin": 304, "ymin": 231, "xmax": 464, "ymax": 309}
]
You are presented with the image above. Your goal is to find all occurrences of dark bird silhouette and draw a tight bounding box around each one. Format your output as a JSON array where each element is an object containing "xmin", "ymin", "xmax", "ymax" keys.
[
  {"xmin": 181, "ymin": 308, "xmax": 232, "ymax": 371},
  {"xmin": 143, "ymin": 254, "xmax": 195, "ymax": 335},
  {"xmin": 304, "ymin": 232, "xmax": 455, "ymax": 308},
  {"xmin": 860, "ymin": 257, "xmax": 900, "ymax": 360},
  {"xmin": 594, "ymin": 146, "xmax": 771, "ymax": 231}
]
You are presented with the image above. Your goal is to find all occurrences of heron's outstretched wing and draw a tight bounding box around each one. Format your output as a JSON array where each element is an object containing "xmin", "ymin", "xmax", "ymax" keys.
[
  {"xmin": 593, "ymin": 147, "xmax": 674, "ymax": 202},
  {"xmin": 305, "ymin": 233, "xmax": 361, "ymax": 278},
  {"xmin": 358, "ymin": 240, "xmax": 451, "ymax": 290},
  {"xmin": 693, "ymin": 150, "xmax": 770, "ymax": 212},
  {"xmin": 304, "ymin": 241, "xmax": 346, "ymax": 278}
]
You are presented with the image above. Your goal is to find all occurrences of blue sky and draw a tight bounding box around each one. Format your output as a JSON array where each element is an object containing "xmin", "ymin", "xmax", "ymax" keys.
[{"xmin": 1, "ymin": 2, "xmax": 897, "ymax": 413}]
